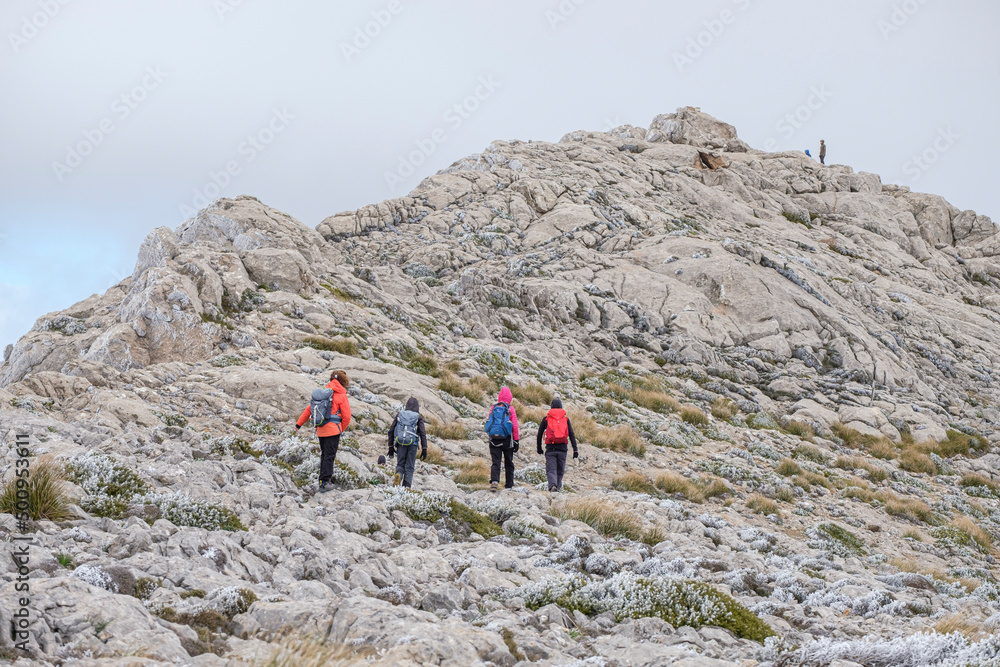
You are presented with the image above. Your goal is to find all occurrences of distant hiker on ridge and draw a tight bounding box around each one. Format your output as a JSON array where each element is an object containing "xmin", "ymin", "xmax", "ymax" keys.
[
  {"xmin": 536, "ymin": 396, "xmax": 578, "ymax": 492},
  {"xmin": 295, "ymin": 370, "xmax": 352, "ymax": 493},
  {"xmin": 819, "ymin": 140, "xmax": 827, "ymax": 165},
  {"xmin": 484, "ymin": 386, "xmax": 519, "ymax": 492},
  {"xmin": 387, "ymin": 397, "xmax": 427, "ymax": 488}
]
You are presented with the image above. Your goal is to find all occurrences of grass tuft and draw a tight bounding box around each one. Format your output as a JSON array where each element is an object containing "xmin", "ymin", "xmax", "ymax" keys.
[
  {"xmin": 301, "ymin": 335, "xmax": 358, "ymax": 356},
  {"xmin": 510, "ymin": 383, "xmax": 554, "ymax": 406},
  {"xmin": 680, "ymin": 405, "xmax": 709, "ymax": 426},
  {"xmin": 746, "ymin": 494, "xmax": 779, "ymax": 516},
  {"xmin": 554, "ymin": 498, "xmax": 644, "ymax": 541},
  {"xmin": 610, "ymin": 472, "xmax": 660, "ymax": 496},
  {"xmin": 0, "ymin": 457, "xmax": 72, "ymax": 522}
]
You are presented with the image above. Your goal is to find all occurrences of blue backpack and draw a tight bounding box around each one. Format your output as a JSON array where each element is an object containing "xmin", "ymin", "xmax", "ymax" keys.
[{"xmin": 484, "ymin": 403, "xmax": 513, "ymax": 442}]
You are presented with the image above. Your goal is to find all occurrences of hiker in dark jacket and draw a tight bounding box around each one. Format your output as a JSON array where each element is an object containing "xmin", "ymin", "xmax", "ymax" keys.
[
  {"xmin": 819, "ymin": 140, "xmax": 827, "ymax": 165},
  {"xmin": 387, "ymin": 397, "xmax": 427, "ymax": 488},
  {"xmin": 536, "ymin": 397, "xmax": 578, "ymax": 492}
]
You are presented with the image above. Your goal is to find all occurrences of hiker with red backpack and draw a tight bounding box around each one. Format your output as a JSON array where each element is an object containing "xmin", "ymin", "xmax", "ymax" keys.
[
  {"xmin": 484, "ymin": 387, "xmax": 519, "ymax": 491},
  {"xmin": 387, "ymin": 397, "xmax": 427, "ymax": 488},
  {"xmin": 536, "ymin": 397, "xmax": 578, "ymax": 492},
  {"xmin": 295, "ymin": 370, "xmax": 352, "ymax": 493}
]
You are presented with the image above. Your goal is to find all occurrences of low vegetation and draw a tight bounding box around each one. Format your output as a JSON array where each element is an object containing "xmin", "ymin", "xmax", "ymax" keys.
[
  {"xmin": 510, "ymin": 382, "xmax": 554, "ymax": 406},
  {"xmin": 553, "ymin": 497, "xmax": 645, "ymax": 541},
  {"xmin": 302, "ymin": 335, "xmax": 358, "ymax": 356},
  {"xmin": 610, "ymin": 471, "xmax": 660, "ymax": 496},
  {"xmin": 515, "ymin": 572, "xmax": 775, "ymax": 642},
  {"xmin": 0, "ymin": 457, "xmax": 72, "ymax": 522},
  {"xmin": 746, "ymin": 494, "xmax": 779, "ymax": 516}
]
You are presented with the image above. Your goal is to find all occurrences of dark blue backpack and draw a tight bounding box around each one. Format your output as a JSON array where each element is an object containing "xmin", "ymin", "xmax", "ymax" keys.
[{"xmin": 484, "ymin": 403, "xmax": 513, "ymax": 442}]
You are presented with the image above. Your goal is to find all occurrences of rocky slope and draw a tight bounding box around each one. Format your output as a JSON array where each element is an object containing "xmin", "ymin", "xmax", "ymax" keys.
[{"xmin": 3, "ymin": 107, "xmax": 1000, "ymax": 666}]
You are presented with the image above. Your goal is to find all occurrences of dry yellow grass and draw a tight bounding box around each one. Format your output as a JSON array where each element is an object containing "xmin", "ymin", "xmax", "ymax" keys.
[
  {"xmin": 710, "ymin": 397, "xmax": 737, "ymax": 420},
  {"xmin": 510, "ymin": 383, "xmax": 554, "ymax": 406},
  {"xmin": 950, "ymin": 516, "xmax": 994, "ymax": 553},
  {"xmin": 0, "ymin": 457, "xmax": 72, "ymax": 521},
  {"xmin": 654, "ymin": 472, "xmax": 702, "ymax": 502},
  {"xmin": 782, "ymin": 420, "xmax": 815, "ymax": 441},
  {"xmin": 553, "ymin": 498, "xmax": 644, "ymax": 540},
  {"xmin": 746, "ymin": 494, "xmax": 779, "ymax": 516},
  {"xmin": 421, "ymin": 444, "xmax": 451, "ymax": 468},
  {"xmin": 890, "ymin": 557, "xmax": 979, "ymax": 592},
  {"xmin": 454, "ymin": 459, "xmax": 490, "ymax": 486},
  {"xmin": 933, "ymin": 614, "xmax": 991, "ymax": 640},
  {"xmin": 833, "ymin": 456, "xmax": 889, "ymax": 482},
  {"xmin": 653, "ymin": 472, "xmax": 729, "ymax": 503},
  {"xmin": 426, "ymin": 419, "xmax": 470, "ymax": 440},
  {"xmin": 566, "ymin": 408, "xmax": 646, "ymax": 458},
  {"xmin": 610, "ymin": 471, "xmax": 659, "ymax": 496},
  {"xmin": 262, "ymin": 633, "xmax": 370, "ymax": 666},
  {"xmin": 776, "ymin": 458, "xmax": 803, "ymax": 477},
  {"xmin": 679, "ymin": 405, "xmax": 709, "ymax": 426},
  {"xmin": 899, "ymin": 448, "xmax": 937, "ymax": 474}
]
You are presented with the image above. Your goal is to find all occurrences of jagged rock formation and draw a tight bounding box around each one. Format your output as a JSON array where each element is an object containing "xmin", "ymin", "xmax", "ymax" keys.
[{"xmin": 2, "ymin": 107, "xmax": 1000, "ymax": 666}]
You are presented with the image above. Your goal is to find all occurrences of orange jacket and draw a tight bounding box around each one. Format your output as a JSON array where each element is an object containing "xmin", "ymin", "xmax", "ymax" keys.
[{"xmin": 296, "ymin": 380, "xmax": 351, "ymax": 436}]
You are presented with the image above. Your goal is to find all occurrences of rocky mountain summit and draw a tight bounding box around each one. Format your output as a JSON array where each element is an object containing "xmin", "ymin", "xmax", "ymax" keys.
[{"xmin": 3, "ymin": 106, "xmax": 1000, "ymax": 666}]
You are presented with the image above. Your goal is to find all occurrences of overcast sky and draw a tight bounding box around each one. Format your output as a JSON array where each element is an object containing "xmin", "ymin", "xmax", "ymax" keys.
[{"xmin": 1, "ymin": 0, "xmax": 998, "ymax": 353}]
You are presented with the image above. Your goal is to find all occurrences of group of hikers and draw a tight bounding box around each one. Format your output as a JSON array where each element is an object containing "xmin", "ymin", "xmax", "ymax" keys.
[{"xmin": 295, "ymin": 370, "xmax": 579, "ymax": 494}]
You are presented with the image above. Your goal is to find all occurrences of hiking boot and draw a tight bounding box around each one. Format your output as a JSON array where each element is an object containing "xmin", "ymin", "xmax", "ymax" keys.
[
  {"xmin": 318, "ymin": 481, "xmax": 332, "ymax": 493},
  {"xmin": 393, "ymin": 473, "xmax": 402, "ymax": 487},
  {"xmin": 549, "ymin": 486, "xmax": 557, "ymax": 493},
  {"xmin": 490, "ymin": 481, "xmax": 498, "ymax": 493}
]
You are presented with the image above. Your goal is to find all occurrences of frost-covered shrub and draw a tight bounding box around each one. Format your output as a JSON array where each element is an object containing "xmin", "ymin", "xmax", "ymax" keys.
[
  {"xmin": 144, "ymin": 493, "xmax": 244, "ymax": 531},
  {"xmin": 467, "ymin": 496, "xmax": 519, "ymax": 524},
  {"xmin": 515, "ymin": 464, "xmax": 548, "ymax": 486},
  {"xmin": 65, "ymin": 452, "xmax": 150, "ymax": 519},
  {"xmin": 807, "ymin": 522, "xmax": 866, "ymax": 557},
  {"xmin": 511, "ymin": 571, "xmax": 775, "ymax": 642},
  {"xmin": 240, "ymin": 419, "xmax": 277, "ymax": 435},
  {"xmin": 207, "ymin": 586, "xmax": 257, "ymax": 617},
  {"xmin": 747, "ymin": 440, "xmax": 781, "ymax": 461},
  {"xmin": 375, "ymin": 585, "xmax": 406, "ymax": 605},
  {"xmin": 584, "ymin": 552, "xmax": 620, "ymax": 576},
  {"xmin": 505, "ymin": 516, "xmax": 545, "ymax": 540},
  {"xmin": 739, "ymin": 527, "xmax": 780, "ymax": 554},
  {"xmin": 383, "ymin": 487, "xmax": 453, "ymax": 522},
  {"xmin": 331, "ymin": 461, "xmax": 364, "ymax": 489},
  {"xmin": 759, "ymin": 631, "xmax": 1000, "ymax": 667},
  {"xmin": 73, "ymin": 563, "xmax": 135, "ymax": 595}
]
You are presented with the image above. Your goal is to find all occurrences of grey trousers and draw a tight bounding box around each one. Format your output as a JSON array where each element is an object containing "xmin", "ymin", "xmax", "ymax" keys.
[
  {"xmin": 395, "ymin": 444, "xmax": 418, "ymax": 487},
  {"xmin": 545, "ymin": 450, "xmax": 567, "ymax": 490}
]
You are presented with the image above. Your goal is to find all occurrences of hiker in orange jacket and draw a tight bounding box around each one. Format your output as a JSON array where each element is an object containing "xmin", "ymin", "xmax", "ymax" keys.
[
  {"xmin": 295, "ymin": 370, "xmax": 352, "ymax": 492},
  {"xmin": 535, "ymin": 396, "xmax": 578, "ymax": 492}
]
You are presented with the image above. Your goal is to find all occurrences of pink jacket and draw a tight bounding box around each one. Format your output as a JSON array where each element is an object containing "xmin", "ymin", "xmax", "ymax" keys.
[{"xmin": 497, "ymin": 387, "xmax": 519, "ymax": 440}]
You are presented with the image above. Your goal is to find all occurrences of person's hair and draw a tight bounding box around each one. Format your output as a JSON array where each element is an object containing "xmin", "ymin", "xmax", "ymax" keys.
[{"xmin": 330, "ymin": 370, "xmax": 350, "ymax": 387}]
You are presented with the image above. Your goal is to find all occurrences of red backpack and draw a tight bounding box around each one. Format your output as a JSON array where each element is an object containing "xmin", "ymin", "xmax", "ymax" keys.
[{"xmin": 544, "ymin": 409, "xmax": 569, "ymax": 444}]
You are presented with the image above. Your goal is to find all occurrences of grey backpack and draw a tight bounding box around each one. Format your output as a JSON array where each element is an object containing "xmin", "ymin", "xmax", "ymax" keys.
[
  {"xmin": 309, "ymin": 388, "xmax": 336, "ymax": 428},
  {"xmin": 393, "ymin": 410, "xmax": 420, "ymax": 446}
]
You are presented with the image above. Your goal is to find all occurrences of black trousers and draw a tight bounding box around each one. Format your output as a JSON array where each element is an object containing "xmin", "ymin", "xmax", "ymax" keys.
[
  {"xmin": 490, "ymin": 442, "xmax": 514, "ymax": 488},
  {"xmin": 319, "ymin": 434, "xmax": 341, "ymax": 482}
]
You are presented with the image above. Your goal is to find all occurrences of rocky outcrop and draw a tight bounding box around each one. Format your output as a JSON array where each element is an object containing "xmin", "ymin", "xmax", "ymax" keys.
[{"xmin": 1, "ymin": 107, "xmax": 999, "ymax": 666}]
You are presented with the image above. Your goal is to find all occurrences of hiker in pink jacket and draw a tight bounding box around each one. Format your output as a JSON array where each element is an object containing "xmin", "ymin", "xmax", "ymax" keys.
[{"xmin": 484, "ymin": 386, "xmax": 520, "ymax": 491}]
